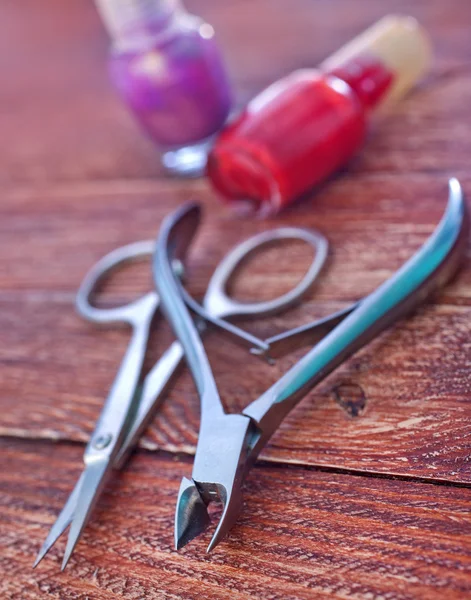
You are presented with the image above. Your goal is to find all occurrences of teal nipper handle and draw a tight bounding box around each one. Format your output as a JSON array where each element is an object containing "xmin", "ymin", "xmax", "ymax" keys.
[{"xmin": 244, "ymin": 179, "xmax": 469, "ymax": 442}]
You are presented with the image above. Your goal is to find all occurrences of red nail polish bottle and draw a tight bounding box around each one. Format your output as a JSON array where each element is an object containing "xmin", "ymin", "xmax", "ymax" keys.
[{"xmin": 207, "ymin": 16, "xmax": 431, "ymax": 215}]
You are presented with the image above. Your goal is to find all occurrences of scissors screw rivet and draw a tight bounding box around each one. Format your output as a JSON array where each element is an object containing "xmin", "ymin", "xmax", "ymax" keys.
[
  {"xmin": 172, "ymin": 259, "xmax": 185, "ymax": 279},
  {"xmin": 94, "ymin": 433, "xmax": 112, "ymax": 450}
]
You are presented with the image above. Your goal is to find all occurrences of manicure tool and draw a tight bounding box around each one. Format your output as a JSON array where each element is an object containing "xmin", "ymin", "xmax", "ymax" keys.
[
  {"xmin": 152, "ymin": 178, "xmax": 468, "ymax": 552},
  {"xmin": 34, "ymin": 228, "xmax": 329, "ymax": 569}
]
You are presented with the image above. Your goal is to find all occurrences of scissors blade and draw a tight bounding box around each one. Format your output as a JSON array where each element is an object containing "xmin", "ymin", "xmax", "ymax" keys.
[
  {"xmin": 33, "ymin": 473, "xmax": 84, "ymax": 568},
  {"xmin": 61, "ymin": 458, "xmax": 111, "ymax": 571},
  {"xmin": 114, "ymin": 340, "xmax": 185, "ymax": 470}
]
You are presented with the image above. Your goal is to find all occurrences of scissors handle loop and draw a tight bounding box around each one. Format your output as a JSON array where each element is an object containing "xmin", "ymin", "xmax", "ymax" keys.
[
  {"xmin": 204, "ymin": 227, "xmax": 328, "ymax": 319},
  {"xmin": 76, "ymin": 241, "xmax": 155, "ymax": 325}
]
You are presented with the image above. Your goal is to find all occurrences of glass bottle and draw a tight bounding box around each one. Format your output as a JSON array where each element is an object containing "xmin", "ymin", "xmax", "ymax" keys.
[
  {"xmin": 207, "ymin": 16, "xmax": 431, "ymax": 215},
  {"xmin": 96, "ymin": 0, "xmax": 233, "ymax": 176}
]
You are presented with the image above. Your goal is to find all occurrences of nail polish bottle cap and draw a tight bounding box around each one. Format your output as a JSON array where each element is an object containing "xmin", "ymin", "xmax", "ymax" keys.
[
  {"xmin": 95, "ymin": 0, "xmax": 181, "ymax": 44},
  {"xmin": 320, "ymin": 15, "xmax": 432, "ymax": 109}
]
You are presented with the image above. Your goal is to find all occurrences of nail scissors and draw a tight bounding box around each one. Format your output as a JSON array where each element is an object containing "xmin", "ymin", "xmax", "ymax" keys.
[
  {"xmin": 34, "ymin": 227, "xmax": 330, "ymax": 569},
  {"xmin": 152, "ymin": 179, "xmax": 469, "ymax": 552}
]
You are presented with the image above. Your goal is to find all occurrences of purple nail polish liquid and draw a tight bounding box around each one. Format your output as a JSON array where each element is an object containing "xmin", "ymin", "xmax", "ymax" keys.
[{"xmin": 96, "ymin": 0, "xmax": 233, "ymax": 176}]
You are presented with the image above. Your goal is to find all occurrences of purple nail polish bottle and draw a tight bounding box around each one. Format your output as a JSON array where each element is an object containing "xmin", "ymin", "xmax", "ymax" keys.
[{"xmin": 96, "ymin": 0, "xmax": 233, "ymax": 176}]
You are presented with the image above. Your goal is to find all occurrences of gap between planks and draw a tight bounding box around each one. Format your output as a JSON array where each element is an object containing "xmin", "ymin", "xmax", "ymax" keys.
[{"xmin": 2, "ymin": 435, "xmax": 469, "ymax": 490}]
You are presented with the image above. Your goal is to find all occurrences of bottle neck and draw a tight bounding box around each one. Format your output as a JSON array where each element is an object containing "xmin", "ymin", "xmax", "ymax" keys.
[
  {"xmin": 95, "ymin": 0, "xmax": 184, "ymax": 46},
  {"xmin": 325, "ymin": 54, "xmax": 394, "ymax": 111}
]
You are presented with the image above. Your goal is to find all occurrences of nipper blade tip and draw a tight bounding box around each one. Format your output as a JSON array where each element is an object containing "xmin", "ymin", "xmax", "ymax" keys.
[{"xmin": 174, "ymin": 477, "xmax": 210, "ymax": 550}]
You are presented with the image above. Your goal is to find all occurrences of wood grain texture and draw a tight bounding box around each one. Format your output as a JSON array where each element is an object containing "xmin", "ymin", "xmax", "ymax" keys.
[
  {"xmin": 2, "ymin": 439, "xmax": 471, "ymax": 600},
  {"xmin": 1, "ymin": 176, "xmax": 470, "ymax": 481},
  {"xmin": 2, "ymin": 175, "xmax": 471, "ymax": 300},
  {"xmin": 1, "ymin": 0, "xmax": 471, "ymax": 597},
  {"xmin": 2, "ymin": 282, "xmax": 471, "ymax": 482}
]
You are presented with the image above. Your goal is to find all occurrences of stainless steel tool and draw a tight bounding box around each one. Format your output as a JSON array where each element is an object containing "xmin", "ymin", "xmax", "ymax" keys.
[
  {"xmin": 152, "ymin": 178, "xmax": 469, "ymax": 552},
  {"xmin": 34, "ymin": 226, "xmax": 329, "ymax": 568}
]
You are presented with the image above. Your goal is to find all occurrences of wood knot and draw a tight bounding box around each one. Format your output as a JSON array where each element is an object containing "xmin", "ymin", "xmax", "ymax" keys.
[{"xmin": 332, "ymin": 382, "xmax": 367, "ymax": 417}]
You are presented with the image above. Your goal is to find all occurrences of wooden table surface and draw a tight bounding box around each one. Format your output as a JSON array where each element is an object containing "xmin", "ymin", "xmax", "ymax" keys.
[{"xmin": 1, "ymin": 1, "xmax": 470, "ymax": 598}]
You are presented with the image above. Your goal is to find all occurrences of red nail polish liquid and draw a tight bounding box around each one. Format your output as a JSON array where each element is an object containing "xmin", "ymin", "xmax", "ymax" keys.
[{"xmin": 207, "ymin": 16, "xmax": 431, "ymax": 215}]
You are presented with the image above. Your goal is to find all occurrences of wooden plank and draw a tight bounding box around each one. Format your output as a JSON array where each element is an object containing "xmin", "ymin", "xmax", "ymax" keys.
[
  {"xmin": 1, "ymin": 291, "xmax": 470, "ymax": 482},
  {"xmin": 1, "ymin": 175, "xmax": 470, "ymax": 482},
  {"xmin": 2, "ymin": 0, "xmax": 471, "ymax": 597},
  {"xmin": 2, "ymin": 439, "xmax": 470, "ymax": 600},
  {"xmin": 1, "ymin": 175, "xmax": 471, "ymax": 300},
  {"xmin": 1, "ymin": 0, "xmax": 471, "ymax": 185}
]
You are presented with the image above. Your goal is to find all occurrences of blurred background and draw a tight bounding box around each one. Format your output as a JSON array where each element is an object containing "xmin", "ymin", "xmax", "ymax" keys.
[{"xmin": 1, "ymin": 0, "xmax": 469, "ymax": 186}]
